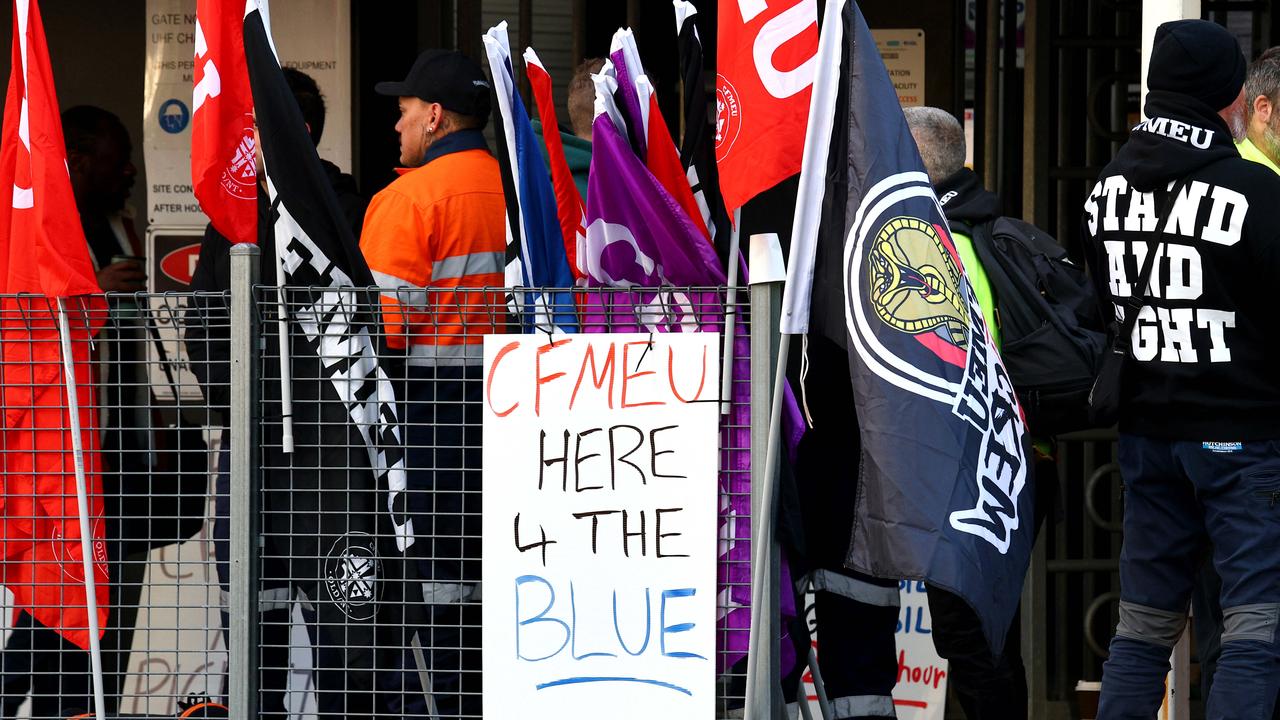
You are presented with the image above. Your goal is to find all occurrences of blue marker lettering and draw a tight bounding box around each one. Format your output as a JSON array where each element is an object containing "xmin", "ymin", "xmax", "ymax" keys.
[
  {"xmin": 515, "ymin": 575, "xmax": 569, "ymax": 662},
  {"xmin": 660, "ymin": 588, "xmax": 705, "ymax": 659},
  {"xmin": 613, "ymin": 587, "xmax": 652, "ymax": 656},
  {"xmin": 570, "ymin": 581, "xmax": 616, "ymax": 660}
]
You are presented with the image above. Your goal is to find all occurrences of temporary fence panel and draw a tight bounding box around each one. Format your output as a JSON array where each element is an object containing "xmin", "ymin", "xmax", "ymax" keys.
[
  {"xmin": 0, "ymin": 279, "xmax": 766, "ymax": 719},
  {"xmin": 247, "ymin": 282, "xmax": 756, "ymax": 719},
  {"xmin": 0, "ymin": 292, "xmax": 226, "ymax": 719}
]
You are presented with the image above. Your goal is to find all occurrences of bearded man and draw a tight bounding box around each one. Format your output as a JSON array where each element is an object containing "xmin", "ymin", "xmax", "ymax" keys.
[{"xmin": 1240, "ymin": 47, "xmax": 1280, "ymax": 172}]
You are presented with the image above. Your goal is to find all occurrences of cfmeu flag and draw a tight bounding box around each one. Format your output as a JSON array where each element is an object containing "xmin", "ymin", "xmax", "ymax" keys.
[
  {"xmin": 243, "ymin": 0, "xmax": 414, "ymax": 711},
  {"xmin": 675, "ymin": 1, "xmax": 731, "ymax": 260},
  {"xmin": 0, "ymin": 0, "xmax": 108, "ymax": 652},
  {"xmin": 525, "ymin": 48, "xmax": 586, "ymax": 282},
  {"xmin": 192, "ymin": 0, "xmax": 257, "ymax": 243},
  {"xmin": 716, "ymin": 0, "xmax": 818, "ymax": 217},
  {"xmin": 483, "ymin": 23, "xmax": 577, "ymax": 333},
  {"xmin": 781, "ymin": 0, "xmax": 1032, "ymax": 654}
]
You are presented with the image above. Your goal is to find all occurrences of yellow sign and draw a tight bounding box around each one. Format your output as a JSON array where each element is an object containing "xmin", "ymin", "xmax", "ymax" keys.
[{"xmin": 873, "ymin": 29, "xmax": 926, "ymax": 107}]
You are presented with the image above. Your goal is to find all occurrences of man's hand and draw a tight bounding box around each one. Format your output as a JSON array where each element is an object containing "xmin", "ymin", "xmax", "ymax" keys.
[{"xmin": 97, "ymin": 260, "xmax": 145, "ymax": 292}]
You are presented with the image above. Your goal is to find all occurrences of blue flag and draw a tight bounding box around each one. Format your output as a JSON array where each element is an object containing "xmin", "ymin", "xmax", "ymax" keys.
[
  {"xmin": 483, "ymin": 22, "xmax": 577, "ymax": 333},
  {"xmin": 781, "ymin": 0, "xmax": 1033, "ymax": 654}
]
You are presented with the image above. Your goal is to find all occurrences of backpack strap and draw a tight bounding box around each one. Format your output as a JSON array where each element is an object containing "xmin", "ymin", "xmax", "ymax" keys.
[
  {"xmin": 956, "ymin": 217, "xmax": 1043, "ymax": 336},
  {"xmin": 1114, "ymin": 178, "xmax": 1186, "ymax": 356}
]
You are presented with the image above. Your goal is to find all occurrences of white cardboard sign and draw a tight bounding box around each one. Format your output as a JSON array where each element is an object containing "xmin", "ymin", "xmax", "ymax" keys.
[{"xmin": 482, "ymin": 333, "xmax": 720, "ymax": 719}]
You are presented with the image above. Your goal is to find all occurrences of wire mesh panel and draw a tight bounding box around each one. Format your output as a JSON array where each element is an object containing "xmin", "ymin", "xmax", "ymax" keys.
[
  {"xmin": 248, "ymin": 285, "xmax": 754, "ymax": 719},
  {"xmin": 1, "ymin": 284, "xmax": 758, "ymax": 719},
  {"xmin": 0, "ymin": 292, "xmax": 226, "ymax": 719}
]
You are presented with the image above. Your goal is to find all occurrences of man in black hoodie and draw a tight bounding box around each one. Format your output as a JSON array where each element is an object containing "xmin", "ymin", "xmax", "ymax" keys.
[{"xmin": 1083, "ymin": 20, "xmax": 1280, "ymax": 720}]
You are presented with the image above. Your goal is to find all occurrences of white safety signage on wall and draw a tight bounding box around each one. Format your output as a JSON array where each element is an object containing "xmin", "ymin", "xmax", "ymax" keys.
[
  {"xmin": 482, "ymin": 333, "xmax": 720, "ymax": 720},
  {"xmin": 143, "ymin": 0, "xmax": 351, "ymax": 229}
]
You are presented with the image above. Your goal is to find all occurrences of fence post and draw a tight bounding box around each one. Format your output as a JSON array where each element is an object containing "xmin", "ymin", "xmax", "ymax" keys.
[
  {"xmin": 228, "ymin": 244, "xmax": 260, "ymax": 717},
  {"xmin": 745, "ymin": 233, "xmax": 787, "ymax": 720}
]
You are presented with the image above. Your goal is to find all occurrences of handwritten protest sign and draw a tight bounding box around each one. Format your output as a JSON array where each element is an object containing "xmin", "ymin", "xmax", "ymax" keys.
[{"xmin": 482, "ymin": 333, "xmax": 720, "ymax": 719}]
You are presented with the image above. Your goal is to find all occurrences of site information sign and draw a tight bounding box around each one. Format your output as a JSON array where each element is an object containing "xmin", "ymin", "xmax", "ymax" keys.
[
  {"xmin": 873, "ymin": 29, "xmax": 926, "ymax": 107},
  {"xmin": 482, "ymin": 333, "xmax": 720, "ymax": 719},
  {"xmin": 143, "ymin": 0, "xmax": 351, "ymax": 228}
]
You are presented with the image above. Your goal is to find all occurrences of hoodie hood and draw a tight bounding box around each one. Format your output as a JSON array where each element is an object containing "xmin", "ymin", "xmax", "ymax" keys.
[
  {"xmin": 937, "ymin": 167, "xmax": 1002, "ymax": 226},
  {"xmin": 1113, "ymin": 90, "xmax": 1240, "ymax": 192}
]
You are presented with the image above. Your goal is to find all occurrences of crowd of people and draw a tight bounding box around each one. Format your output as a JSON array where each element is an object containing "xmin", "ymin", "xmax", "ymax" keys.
[{"xmin": 9, "ymin": 15, "xmax": 1280, "ymax": 720}]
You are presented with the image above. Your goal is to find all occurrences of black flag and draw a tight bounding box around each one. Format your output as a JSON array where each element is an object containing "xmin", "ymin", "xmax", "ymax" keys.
[
  {"xmin": 781, "ymin": 0, "xmax": 1033, "ymax": 654},
  {"xmin": 243, "ymin": 1, "xmax": 415, "ymax": 714},
  {"xmin": 674, "ymin": 0, "xmax": 732, "ymax": 263}
]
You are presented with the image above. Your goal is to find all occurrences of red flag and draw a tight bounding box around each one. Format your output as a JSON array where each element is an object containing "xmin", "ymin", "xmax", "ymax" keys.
[
  {"xmin": 192, "ymin": 0, "xmax": 257, "ymax": 243},
  {"xmin": 525, "ymin": 49, "xmax": 586, "ymax": 281},
  {"xmin": 644, "ymin": 92, "xmax": 710, "ymax": 241},
  {"xmin": 716, "ymin": 0, "xmax": 818, "ymax": 217},
  {"xmin": 0, "ymin": 0, "xmax": 109, "ymax": 652}
]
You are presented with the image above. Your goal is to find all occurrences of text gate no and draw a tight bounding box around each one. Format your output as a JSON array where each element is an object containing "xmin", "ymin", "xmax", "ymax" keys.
[{"xmin": 482, "ymin": 333, "xmax": 721, "ymax": 718}]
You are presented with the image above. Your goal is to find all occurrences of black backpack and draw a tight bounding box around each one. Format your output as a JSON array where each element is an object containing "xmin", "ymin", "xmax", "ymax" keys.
[{"xmin": 952, "ymin": 217, "xmax": 1108, "ymax": 436}]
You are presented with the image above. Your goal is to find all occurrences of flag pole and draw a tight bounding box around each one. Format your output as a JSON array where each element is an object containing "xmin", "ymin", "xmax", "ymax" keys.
[
  {"xmin": 267, "ymin": 180, "xmax": 295, "ymax": 454},
  {"xmin": 55, "ymin": 297, "xmax": 108, "ymax": 720},
  {"xmin": 719, "ymin": 208, "xmax": 742, "ymax": 416},
  {"xmin": 744, "ymin": 333, "xmax": 788, "ymax": 720},
  {"xmin": 744, "ymin": 231, "xmax": 790, "ymax": 718},
  {"xmin": 273, "ymin": 238, "xmax": 295, "ymax": 454}
]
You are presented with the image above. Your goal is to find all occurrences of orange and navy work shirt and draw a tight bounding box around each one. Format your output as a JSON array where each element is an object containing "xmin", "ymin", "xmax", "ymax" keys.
[{"xmin": 359, "ymin": 129, "xmax": 506, "ymax": 366}]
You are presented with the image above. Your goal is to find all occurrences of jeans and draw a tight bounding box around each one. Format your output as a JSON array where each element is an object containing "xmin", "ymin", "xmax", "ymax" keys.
[
  {"xmin": 1098, "ymin": 435, "xmax": 1280, "ymax": 720},
  {"xmin": 384, "ymin": 364, "xmax": 483, "ymax": 719}
]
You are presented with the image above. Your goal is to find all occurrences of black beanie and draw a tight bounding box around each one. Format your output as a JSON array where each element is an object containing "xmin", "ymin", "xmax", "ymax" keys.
[{"xmin": 1147, "ymin": 19, "xmax": 1246, "ymax": 111}]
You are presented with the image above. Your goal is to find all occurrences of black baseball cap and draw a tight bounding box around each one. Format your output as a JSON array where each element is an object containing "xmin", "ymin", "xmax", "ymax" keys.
[{"xmin": 375, "ymin": 49, "xmax": 492, "ymax": 118}]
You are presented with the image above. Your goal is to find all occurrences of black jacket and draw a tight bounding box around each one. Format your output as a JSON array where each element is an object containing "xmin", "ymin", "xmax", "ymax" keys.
[
  {"xmin": 184, "ymin": 160, "xmax": 367, "ymax": 417},
  {"xmin": 937, "ymin": 167, "xmax": 1002, "ymax": 227},
  {"xmin": 1082, "ymin": 91, "xmax": 1280, "ymax": 439}
]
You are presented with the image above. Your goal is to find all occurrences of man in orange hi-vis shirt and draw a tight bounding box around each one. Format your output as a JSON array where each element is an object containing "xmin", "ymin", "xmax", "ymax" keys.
[{"xmin": 357, "ymin": 48, "xmax": 504, "ymax": 719}]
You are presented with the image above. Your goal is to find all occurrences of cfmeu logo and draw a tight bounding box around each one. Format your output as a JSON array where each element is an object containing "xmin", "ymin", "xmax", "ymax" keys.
[
  {"xmin": 193, "ymin": 17, "xmax": 257, "ymax": 199},
  {"xmin": 714, "ymin": 76, "xmax": 742, "ymax": 158},
  {"xmin": 52, "ymin": 520, "xmax": 110, "ymax": 583},
  {"xmin": 324, "ymin": 532, "xmax": 381, "ymax": 620}
]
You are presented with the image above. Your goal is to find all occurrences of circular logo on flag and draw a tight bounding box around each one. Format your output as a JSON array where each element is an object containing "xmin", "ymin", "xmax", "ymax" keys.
[
  {"xmin": 159, "ymin": 99, "xmax": 190, "ymax": 134},
  {"xmin": 868, "ymin": 215, "xmax": 970, "ymax": 353},
  {"xmin": 219, "ymin": 114, "xmax": 258, "ymax": 201},
  {"xmin": 324, "ymin": 531, "xmax": 380, "ymax": 620},
  {"xmin": 845, "ymin": 174, "xmax": 975, "ymax": 403},
  {"xmin": 714, "ymin": 75, "xmax": 743, "ymax": 160},
  {"xmin": 52, "ymin": 519, "xmax": 109, "ymax": 583}
]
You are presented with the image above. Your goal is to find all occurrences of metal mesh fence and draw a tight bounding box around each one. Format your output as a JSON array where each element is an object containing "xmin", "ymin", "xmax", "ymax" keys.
[
  {"xmin": 1, "ymin": 284, "xmax": 757, "ymax": 719},
  {"xmin": 0, "ymin": 293, "xmax": 225, "ymax": 719}
]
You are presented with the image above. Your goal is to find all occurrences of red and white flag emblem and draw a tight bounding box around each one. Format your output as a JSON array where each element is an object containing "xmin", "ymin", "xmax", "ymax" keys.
[{"xmin": 192, "ymin": 0, "xmax": 257, "ymax": 243}]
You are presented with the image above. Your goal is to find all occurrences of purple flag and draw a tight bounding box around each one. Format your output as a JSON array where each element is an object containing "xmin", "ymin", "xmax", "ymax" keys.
[
  {"xmin": 582, "ymin": 101, "xmax": 721, "ymax": 288},
  {"xmin": 583, "ymin": 82, "xmax": 801, "ymax": 671},
  {"xmin": 608, "ymin": 28, "xmax": 649, "ymax": 160}
]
